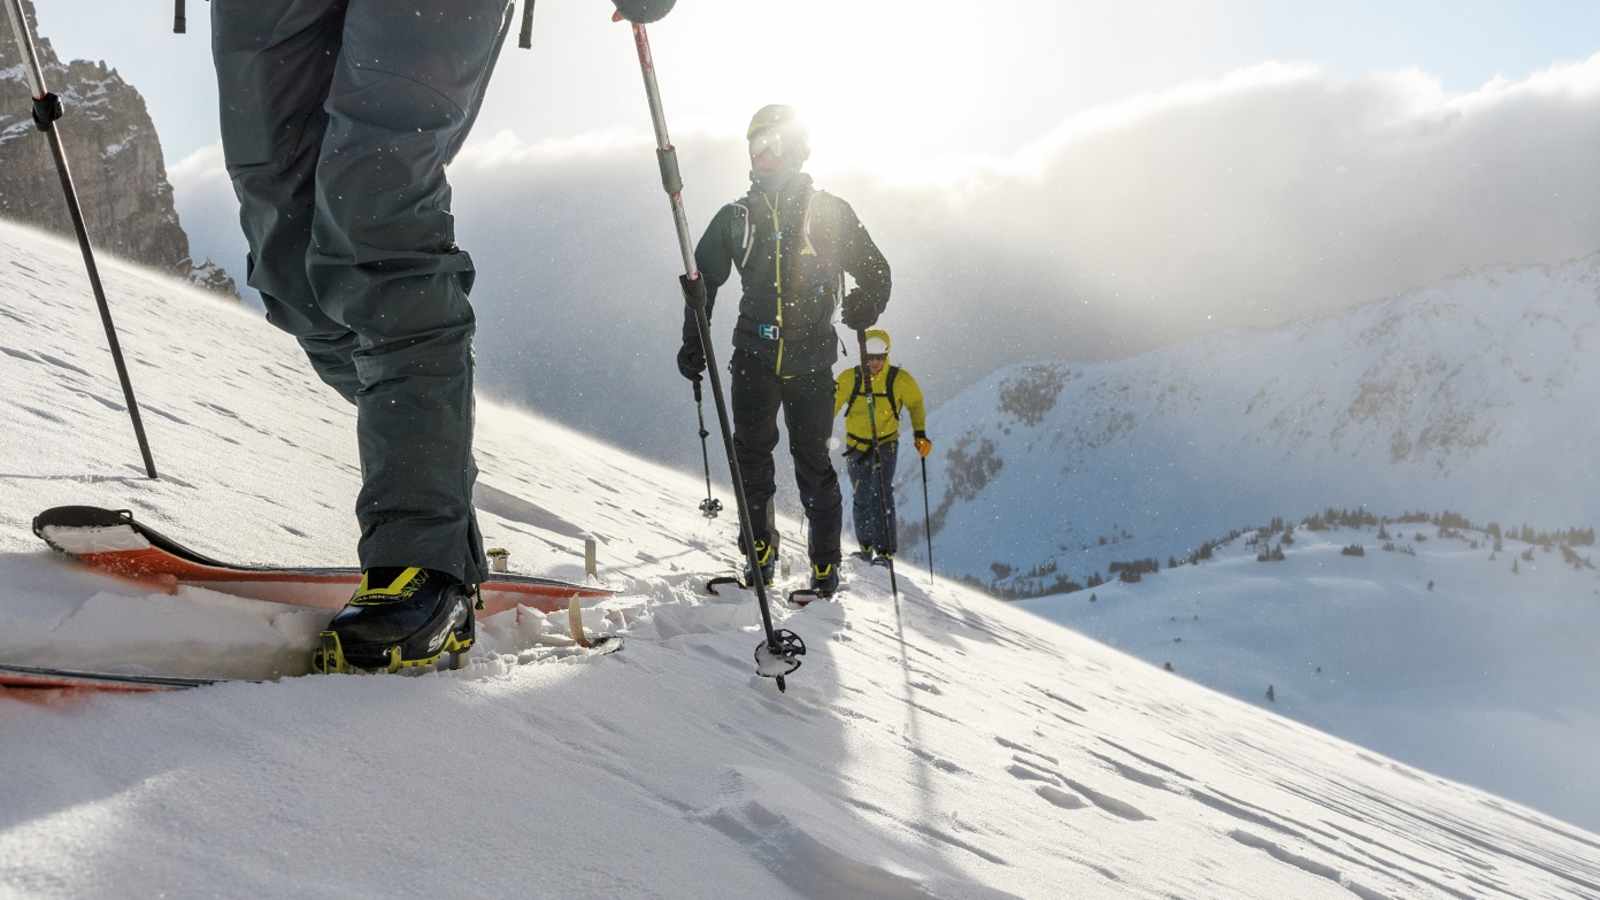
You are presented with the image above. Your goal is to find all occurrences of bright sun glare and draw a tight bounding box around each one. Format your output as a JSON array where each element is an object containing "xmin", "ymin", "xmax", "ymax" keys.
[{"xmin": 730, "ymin": 5, "xmax": 992, "ymax": 181}]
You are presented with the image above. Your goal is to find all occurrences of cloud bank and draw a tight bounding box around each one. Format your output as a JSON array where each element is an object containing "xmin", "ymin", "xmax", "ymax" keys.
[{"xmin": 169, "ymin": 55, "xmax": 1600, "ymax": 484}]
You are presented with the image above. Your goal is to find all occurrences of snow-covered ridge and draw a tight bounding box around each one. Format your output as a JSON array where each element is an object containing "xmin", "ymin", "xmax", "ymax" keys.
[
  {"xmin": 0, "ymin": 220, "xmax": 1594, "ymax": 897},
  {"xmin": 1023, "ymin": 512, "xmax": 1600, "ymax": 832},
  {"xmin": 906, "ymin": 253, "xmax": 1600, "ymax": 595}
]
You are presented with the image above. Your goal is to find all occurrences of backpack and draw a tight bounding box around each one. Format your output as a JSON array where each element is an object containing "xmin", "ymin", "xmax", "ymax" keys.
[
  {"xmin": 729, "ymin": 189, "xmax": 842, "ymax": 270},
  {"xmin": 845, "ymin": 365, "xmax": 901, "ymax": 420}
]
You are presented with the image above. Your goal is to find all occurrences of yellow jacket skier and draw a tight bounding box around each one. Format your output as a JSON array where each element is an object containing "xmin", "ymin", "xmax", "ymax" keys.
[{"xmin": 834, "ymin": 328, "xmax": 930, "ymax": 561}]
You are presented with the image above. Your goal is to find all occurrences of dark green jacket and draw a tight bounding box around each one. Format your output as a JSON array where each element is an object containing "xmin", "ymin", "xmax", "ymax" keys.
[{"xmin": 689, "ymin": 173, "xmax": 891, "ymax": 375}]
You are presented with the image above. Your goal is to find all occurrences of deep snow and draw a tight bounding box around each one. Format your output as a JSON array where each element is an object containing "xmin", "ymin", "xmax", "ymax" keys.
[{"xmin": 0, "ymin": 220, "xmax": 1595, "ymax": 898}]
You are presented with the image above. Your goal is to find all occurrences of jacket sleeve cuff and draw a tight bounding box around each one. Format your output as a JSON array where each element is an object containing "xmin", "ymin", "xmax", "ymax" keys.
[{"xmin": 914, "ymin": 430, "xmax": 928, "ymax": 440}]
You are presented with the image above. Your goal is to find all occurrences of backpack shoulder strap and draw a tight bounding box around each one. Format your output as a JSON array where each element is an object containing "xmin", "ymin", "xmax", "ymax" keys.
[
  {"xmin": 803, "ymin": 189, "xmax": 850, "ymax": 258},
  {"xmin": 730, "ymin": 202, "xmax": 754, "ymax": 267},
  {"xmin": 886, "ymin": 366, "xmax": 902, "ymax": 417},
  {"xmin": 845, "ymin": 365, "xmax": 866, "ymax": 418}
]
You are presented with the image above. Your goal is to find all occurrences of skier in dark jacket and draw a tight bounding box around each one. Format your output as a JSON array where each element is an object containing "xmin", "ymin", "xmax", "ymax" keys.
[
  {"xmin": 676, "ymin": 105, "xmax": 891, "ymax": 596},
  {"xmin": 211, "ymin": 0, "xmax": 673, "ymax": 672}
]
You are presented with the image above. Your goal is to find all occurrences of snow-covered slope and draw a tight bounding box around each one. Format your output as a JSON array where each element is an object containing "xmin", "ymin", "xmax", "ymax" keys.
[
  {"xmin": 0, "ymin": 219, "xmax": 1595, "ymax": 898},
  {"xmin": 908, "ymin": 256, "xmax": 1600, "ymax": 595},
  {"xmin": 1021, "ymin": 520, "xmax": 1600, "ymax": 832}
]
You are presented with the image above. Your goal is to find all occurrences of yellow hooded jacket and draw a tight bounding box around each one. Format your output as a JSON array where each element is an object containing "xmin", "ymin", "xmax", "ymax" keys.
[{"xmin": 833, "ymin": 328, "xmax": 927, "ymax": 453}]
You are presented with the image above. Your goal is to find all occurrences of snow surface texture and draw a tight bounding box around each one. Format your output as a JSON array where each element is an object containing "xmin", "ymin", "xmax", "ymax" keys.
[
  {"xmin": 1022, "ymin": 523, "xmax": 1600, "ymax": 833},
  {"xmin": 910, "ymin": 255, "xmax": 1600, "ymax": 592},
  {"xmin": 0, "ymin": 220, "xmax": 1595, "ymax": 897}
]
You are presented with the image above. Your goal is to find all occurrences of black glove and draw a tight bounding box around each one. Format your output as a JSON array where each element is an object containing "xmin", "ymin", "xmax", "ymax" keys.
[
  {"xmin": 677, "ymin": 340, "xmax": 706, "ymax": 382},
  {"xmin": 612, "ymin": 0, "xmax": 676, "ymax": 23},
  {"xmin": 841, "ymin": 288, "xmax": 879, "ymax": 331}
]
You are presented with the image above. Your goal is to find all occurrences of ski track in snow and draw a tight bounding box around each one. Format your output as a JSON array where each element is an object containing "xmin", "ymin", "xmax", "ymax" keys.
[{"xmin": 0, "ymin": 221, "xmax": 1595, "ymax": 896}]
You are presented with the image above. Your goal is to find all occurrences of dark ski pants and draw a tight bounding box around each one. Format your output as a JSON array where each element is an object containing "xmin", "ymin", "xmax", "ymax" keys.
[
  {"xmin": 846, "ymin": 439, "xmax": 898, "ymax": 554},
  {"xmin": 729, "ymin": 351, "xmax": 843, "ymax": 567},
  {"xmin": 212, "ymin": 0, "xmax": 512, "ymax": 585}
]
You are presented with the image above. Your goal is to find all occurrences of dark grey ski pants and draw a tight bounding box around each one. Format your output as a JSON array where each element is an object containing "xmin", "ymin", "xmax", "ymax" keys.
[
  {"xmin": 729, "ymin": 350, "xmax": 843, "ymax": 567},
  {"xmin": 212, "ymin": 0, "xmax": 511, "ymax": 585}
]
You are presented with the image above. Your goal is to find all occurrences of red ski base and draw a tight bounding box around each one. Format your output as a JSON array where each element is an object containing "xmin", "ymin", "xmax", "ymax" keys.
[{"xmin": 30, "ymin": 505, "xmax": 615, "ymax": 618}]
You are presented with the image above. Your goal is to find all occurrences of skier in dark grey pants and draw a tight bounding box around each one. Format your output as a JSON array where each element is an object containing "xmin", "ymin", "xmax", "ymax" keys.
[
  {"xmin": 212, "ymin": 0, "xmax": 500, "ymax": 672},
  {"xmin": 213, "ymin": 0, "xmax": 674, "ymax": 671},
  {"xmin": 676, "ymin": 105, "xmax": 892, "ymax": 598}
]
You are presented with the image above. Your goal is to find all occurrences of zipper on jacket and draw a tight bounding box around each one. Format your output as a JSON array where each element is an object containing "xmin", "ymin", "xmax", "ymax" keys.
[{"xmin": 763, "ymin": 193, "xmax": 784, "ymax": 375}]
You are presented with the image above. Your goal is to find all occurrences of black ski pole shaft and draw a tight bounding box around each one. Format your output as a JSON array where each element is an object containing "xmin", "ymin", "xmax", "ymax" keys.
[
  {"xmin": 173, "ymin": 0, "xmax": 185, "ymax": 34},
  {"xmin": 856, "ymin": 330, "xmax": 898, "ymax": 600},
  {"xmin": 627, "ymin": 22, "xmax": 791, "ymax": 690},
  {"xmin": 921, "ymin": 455, "xmax": 934, "ymax": 583},
  {"xmin": 692, "ymin": 379, "xmax": 717, "ymax": 512},
  {"xmin": 518, "ymin": 0, "xmax": 534, "ymax": 49},
  {"xmin": 4, "ymin": 0, "xmax": 158, "ymax": 480}
]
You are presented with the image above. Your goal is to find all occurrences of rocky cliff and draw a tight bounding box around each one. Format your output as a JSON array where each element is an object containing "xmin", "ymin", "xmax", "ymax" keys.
[{"xmin": 0, "ymin": 0, "xmax": 235, "ymax": 296}]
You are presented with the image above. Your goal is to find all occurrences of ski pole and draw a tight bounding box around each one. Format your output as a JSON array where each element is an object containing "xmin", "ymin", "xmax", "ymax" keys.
[
  {"xmin": 173, "ymin": 0, "xmax": 185, "ymax": 34},
  {"xmin": 4, "ymin": 0, "xmax": 158, "ymax": 480},
  {"xmin": 692, "ymin": 379, "xmax": 721, "ymax": 518},
  {"xmin": 518, "ymin": 0, "xmax": 534, "ymax": 49},
  {"xmin": 920, "ymin": 454, "xmax": 934, "ymax": 584},
  {"xmin": 855, "ymin": 330, "xmax": 898, "ymax": 601},
  {"xmin": 624, "ymin": 17, "xmax": 802, "ymax": 691}
]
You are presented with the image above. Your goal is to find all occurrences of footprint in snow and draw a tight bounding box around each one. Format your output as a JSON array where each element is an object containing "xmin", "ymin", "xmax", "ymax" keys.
[
  {"xmin": 21, "ymin": 405, "xmax": 65, "ymax": 424},
  {"xmin": 1087, "ymin": 751, "xmax": 1173, "ymax": 792},
  {"xmin": 37, "ymin": 352, "xmax": 95, "ymax": 379},
  {"xmin": 1036, "ymin": 785, "xmax": 1088, "ymax": 810},
  {"xmin": 1005, "ymin": 761, "xmax": 1059, "ymax": 785}
]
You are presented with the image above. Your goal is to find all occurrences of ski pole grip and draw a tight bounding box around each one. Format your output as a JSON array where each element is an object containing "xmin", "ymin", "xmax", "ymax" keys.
[
  {"xmin": 30, "ymin": 93, "xmax": 62, "ymax": 131},
  {"xmin": 656, "ymin": 146, "xmax": 682, "ymax": 196},
  {"xmin": 692, "ymin": 378, "xmax": 702, "ymax": 403},
  {"xmin": 174, "ymin": 0, "xmax": 185, "ymax": 34},
  {"xmin": 679, "ymin": 273, "xmax": 707, "ymax": 312},
  {"xmin": 519, "ymin": 0, "xmax": 534, "ymax": 49}
]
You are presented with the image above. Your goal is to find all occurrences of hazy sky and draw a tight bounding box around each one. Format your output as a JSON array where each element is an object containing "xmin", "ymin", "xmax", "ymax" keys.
[
  {"xmin": 40, "ymin": 1, "xmax": 1600, "ymax": 171},
  {"xmin": 21, "ymin": 1, "xmax": 1600, "ymax": 485}
]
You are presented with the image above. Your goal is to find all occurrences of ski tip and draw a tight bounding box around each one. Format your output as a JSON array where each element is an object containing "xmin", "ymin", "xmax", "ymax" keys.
[
  {"xmin": 704, "ymin": 576, "xmax": 746, "ymax": 596},
  {"xmin": 786, "ymin": 589, "xmax": 840, "ymax": 608}
]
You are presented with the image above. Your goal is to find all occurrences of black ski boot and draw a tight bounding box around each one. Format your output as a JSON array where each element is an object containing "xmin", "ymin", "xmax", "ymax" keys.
[
  {"xmin": 313, "ymin": 567, "xmax": 475, "ymax": 674},
  {"xmin": 810, "ymin": 561, "xmax": 840, "ymax": 597},
  {"xmin": 743, "ymin": 536, "xmax": 778, "ymax": 588}
]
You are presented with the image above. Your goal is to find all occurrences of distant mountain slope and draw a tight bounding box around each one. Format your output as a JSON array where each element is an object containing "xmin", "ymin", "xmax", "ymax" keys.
[{"xmin": 905, "ymin": 255, "xmax": 1600, "ymax": 594}]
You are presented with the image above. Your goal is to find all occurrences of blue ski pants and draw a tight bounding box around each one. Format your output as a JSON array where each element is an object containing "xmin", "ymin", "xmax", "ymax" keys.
[{"xmin": 847, "ymin": 439, "xmax": 898, "ymax": 555}]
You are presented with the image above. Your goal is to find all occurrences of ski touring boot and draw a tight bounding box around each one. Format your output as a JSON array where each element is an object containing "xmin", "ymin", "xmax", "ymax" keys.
[
  {"xmin": 706, "ymin": 532, "xmax": 781, "ymax": 595},
  {"xmin": 744, "ymin": 537, "xmax": 778, "ymax": 588},
  {"xmin": 787, "ymin": 561, "xmax": 839, "ymax": 608},
  {"xmin": 313, "ymin": 567, "xmax": 475, "ymax": 674},
  {"xmin": 810, "ymin": 561, "xmax": 839, "ymax": 596}
]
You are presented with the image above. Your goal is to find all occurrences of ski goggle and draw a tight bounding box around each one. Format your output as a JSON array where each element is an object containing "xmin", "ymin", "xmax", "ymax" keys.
[{"xmin": 748, "ymin": 129, "xmax": 788, "ymax": 159}]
